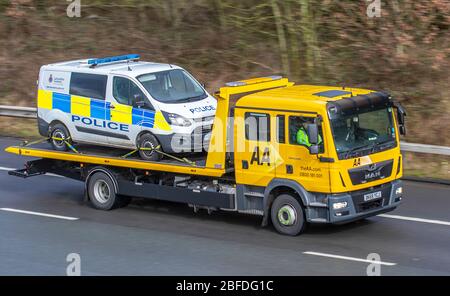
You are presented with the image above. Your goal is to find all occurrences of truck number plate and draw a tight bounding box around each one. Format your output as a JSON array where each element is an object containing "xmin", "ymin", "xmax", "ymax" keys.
[{"xmin": 364, "ymin": 191, "xmax": 382, "ymax": 202}]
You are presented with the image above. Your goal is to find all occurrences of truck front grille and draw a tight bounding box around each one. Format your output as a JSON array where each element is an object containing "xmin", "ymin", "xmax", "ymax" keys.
[{"xmin": 350, "ymin": 183, "xmax": 391, "ymax": 213}]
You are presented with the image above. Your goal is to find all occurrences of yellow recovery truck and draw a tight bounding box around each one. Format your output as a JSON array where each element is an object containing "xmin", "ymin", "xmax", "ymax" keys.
[{"xmin": 5, "ymin": 76, "xmax": 406, "ymax": 235}]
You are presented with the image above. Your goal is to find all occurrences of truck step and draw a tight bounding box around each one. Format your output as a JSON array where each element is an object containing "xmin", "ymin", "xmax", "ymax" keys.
[
  {"xmin": 244, "ymin": 192, "xmax": 265, "ymax": 198},
  {"xmin": 308, "ymin": 202, "xmax": 328, "ymax": 208},
  {"xmin": 8, "ymin": 168, "xmax": 45, "ymax": 178}
]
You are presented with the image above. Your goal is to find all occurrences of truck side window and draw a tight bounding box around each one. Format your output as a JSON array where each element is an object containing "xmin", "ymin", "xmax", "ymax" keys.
[
  {"xmin": 276, "ymin": 115, "xmax": 285, "ymax": 143},
  {"xmin": 113, "ymin": 77, "xmax": 149, "ymax": 108},
  {"xmin": 289, "ymin": 116, "xmax": 324, "ymax": 152},
  {"xmin": 70, "ymin": 72, "xmax": 107, "ymax": 100},
  {"xmin": 245, "ymin": 112, "xmax": 270, "ymax": 142}
]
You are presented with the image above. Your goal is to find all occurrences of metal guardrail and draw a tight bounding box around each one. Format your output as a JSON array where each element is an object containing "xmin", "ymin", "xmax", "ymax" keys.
[
  {"xmin": 0, "ymin": 105, "xmax": 37, "ymax": 119},
  {"xmin": 400, "ymin": 142, "xmax": 450, "ymax": 156},
  {"xmin": 0, "ymin": 105, "xmax": 449, "ymax": 156}
]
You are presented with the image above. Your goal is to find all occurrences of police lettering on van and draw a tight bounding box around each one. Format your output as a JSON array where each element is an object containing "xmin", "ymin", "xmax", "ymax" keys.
[{"xmin": 37, "ymin": 54, "xmax": 217, "ymax": 161}]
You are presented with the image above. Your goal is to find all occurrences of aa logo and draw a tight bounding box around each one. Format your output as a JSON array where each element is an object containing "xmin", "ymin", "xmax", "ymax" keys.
[{"xmin": 250, "ymin": 146, "xmax": 271, "ymax": 166}]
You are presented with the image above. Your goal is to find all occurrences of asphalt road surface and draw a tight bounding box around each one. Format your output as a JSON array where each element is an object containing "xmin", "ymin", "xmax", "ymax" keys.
[{"xmin": 0, "ymin": 137, "xmax": 449, "ymax": 275}]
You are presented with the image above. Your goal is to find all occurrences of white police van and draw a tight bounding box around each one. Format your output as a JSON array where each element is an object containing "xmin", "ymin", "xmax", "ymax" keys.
[{"xmin": 37, "ymin": 54, "xmax": 217, "ymax": 160}]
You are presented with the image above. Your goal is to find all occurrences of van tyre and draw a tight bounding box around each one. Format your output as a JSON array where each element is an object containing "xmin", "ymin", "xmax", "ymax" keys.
[
  {"xmin": 271, "ymin": 194, "xmax": 306, "ymax": 236},
  {"xmin": 87, "ymin": 172, "xmax": 130, "ymax": 210},
  {"xmin": 50, "ymin": 123, "xmax": 71, "ymax": 152},
  {"xmin": 138, "ymin": 133, "xmax": 162, "ymax": 161}
]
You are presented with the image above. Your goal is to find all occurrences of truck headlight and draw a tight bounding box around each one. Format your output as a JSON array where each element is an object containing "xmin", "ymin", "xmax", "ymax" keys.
[
  {"xmin": 166, "ymin": 113, "xmax": 192, "ymax": 127},
  {"xmin": 332, "ymin": 201, "xmax": 348, "ymax": 210},
  {"xmin": 395, "ymin": 187, "xmax": 403, "ymax": 195}
]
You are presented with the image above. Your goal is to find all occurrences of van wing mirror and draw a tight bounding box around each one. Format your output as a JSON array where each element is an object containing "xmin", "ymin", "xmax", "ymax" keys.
[{"xmin": 307, "ymin": 123, "xmax": 319, "ymax": 145}]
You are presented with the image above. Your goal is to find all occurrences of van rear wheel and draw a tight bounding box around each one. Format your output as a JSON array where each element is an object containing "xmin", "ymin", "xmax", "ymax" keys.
[
  {"xmin": 138, "ymin": 133, "xmax": 162, "ymax": 161},
  {"xmin": 50, "ymin": 123, "xmax": 71, "ymax": 152}
]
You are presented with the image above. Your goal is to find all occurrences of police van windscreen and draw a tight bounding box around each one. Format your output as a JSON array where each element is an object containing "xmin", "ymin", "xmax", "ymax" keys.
[{"xmin": 137, "ymin": 69, "xmax": 207, "ymax": 103}]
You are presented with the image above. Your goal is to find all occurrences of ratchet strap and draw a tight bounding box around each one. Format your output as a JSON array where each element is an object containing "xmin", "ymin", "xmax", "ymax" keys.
[
  {"xmin": 21, "ymin": 136, "xmax": 80, "ymax": 154},
  {"xmin": 121, "ymin": 145, "xmax": 196, "ymax": 166}
]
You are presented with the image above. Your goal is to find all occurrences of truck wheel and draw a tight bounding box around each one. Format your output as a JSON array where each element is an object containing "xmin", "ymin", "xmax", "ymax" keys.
[
  {"xmin": 87, "ymin": 171, "xmax": 129, "ymax": 210},
  {"xmin": 50, "ymin": 123, "xmax": 71, "ymax": 152},
  {"xmin": 271, "ymin": 194, "xmax": 306, "ymax": 236},
  {"xmin": 138, "ymin": 133, "xmax": 162, "ymax": 161}
]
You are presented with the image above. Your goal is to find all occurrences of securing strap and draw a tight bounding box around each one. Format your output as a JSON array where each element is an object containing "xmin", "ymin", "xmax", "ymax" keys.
[
  {"xmin": 21, "ymin": 136, "xmax": 80, "ymax": 154},
  {"xmin": 121, "ymin": 145, "xmax": 196, "ymax": 166}
]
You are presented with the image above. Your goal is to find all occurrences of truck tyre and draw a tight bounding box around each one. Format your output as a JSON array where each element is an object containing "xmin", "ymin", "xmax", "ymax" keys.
[
  {"xmin": 271, "ymin": 194, "xmax": 306, "ymax": 236},
  {"xmin": 50, "ymin": 123, "xmax": 72, "ymax": 152},
  {"xmin": 138, "ymin": 133, "xmax": 162, "ymax": 161},
  {"xmin": 87, "ymin": 171, "xmax": 130, "ymax": 210}
]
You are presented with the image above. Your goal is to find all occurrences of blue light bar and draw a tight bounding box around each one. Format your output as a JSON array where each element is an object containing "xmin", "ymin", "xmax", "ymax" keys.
[{"xmin": 87, "ymin": 54, "xmax": 140, "ymax": 66}]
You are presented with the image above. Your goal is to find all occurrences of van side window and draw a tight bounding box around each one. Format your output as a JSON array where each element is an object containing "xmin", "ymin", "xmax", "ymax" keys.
[
  {"xmin": 245, "ymin": 112, "xmax": 270, "ymax": 142},
  {"xmin": 113, "ymin": 76, "xmax": 148, "ymax": 107},
  {"xmin": 289, "ymin": 116, "xmax": 324, "ymax": 152},
  {"xmin": 70, "ymin": 73, "xmax": 107, "ymax": 100}
]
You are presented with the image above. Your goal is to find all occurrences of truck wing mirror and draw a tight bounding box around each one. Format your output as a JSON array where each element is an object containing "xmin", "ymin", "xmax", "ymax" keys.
[
  {"xmin": 307, "ymin": 123, "xmax": 319, "ymax": 145},
  {"xmin": 394, "ymin": 102, "xmax": 406, "ymax": 135},
  {"xmin": 309, "ymin": 144, "xmax": 319, "ymax": 155}
]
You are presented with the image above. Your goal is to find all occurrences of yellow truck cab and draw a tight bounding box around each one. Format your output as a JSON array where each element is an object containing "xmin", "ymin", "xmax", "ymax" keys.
[
  {"xmin": 6, "ymin": 76, "xmax": 406, "ymax": 236},
  {"xmin": 228, "ymin": 79, "xmax": 405, "ymax": 234}
]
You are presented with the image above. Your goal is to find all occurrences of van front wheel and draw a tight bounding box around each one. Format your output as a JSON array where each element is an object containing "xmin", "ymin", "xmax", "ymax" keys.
[{"xmin": 138, "ymin": 133, "xmax": 162, "ymax": 161}]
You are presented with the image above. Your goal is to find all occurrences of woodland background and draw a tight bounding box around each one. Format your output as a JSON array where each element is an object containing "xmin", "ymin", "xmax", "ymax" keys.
[{"xmin": 0, "ymin": 0, "xmax": 449, "ymax": 177}]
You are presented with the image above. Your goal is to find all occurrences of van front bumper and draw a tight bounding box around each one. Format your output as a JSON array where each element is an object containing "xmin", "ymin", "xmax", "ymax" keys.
[
  {"xmin": 156, "ymin": 130, "xmax": 211, "ymax": 153},
  {"xmin": 306, "ymin": 180, "xmax": 403, "ymax": 224}
]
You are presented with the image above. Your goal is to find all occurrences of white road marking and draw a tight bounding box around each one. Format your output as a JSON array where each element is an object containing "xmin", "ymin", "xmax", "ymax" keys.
[
  {"xmin": 0, "ymin": 166, "xmax": 63, "ymax": 178},
  {"xmin": 0, "ymin": 166, "xmax": 15, "ymax": 171},
  {"xmin": 0, "ymin": 208, "xmax": 79, "ymax": 221},
  {"xmin": 303, "ymin": 251, "xmax": 397, "ymax": 266},
  {"xmin": 379, "ymin": 214, "xmax": 450, "ymax": 226}
]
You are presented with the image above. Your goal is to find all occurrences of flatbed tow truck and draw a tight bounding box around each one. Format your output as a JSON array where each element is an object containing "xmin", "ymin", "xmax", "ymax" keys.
[{"xmin": 5, "ymin": 76, "xmax": 406, "ymax": 235}]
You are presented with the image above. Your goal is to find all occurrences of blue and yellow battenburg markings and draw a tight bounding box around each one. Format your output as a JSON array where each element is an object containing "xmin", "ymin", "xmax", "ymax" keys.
[{"xmin": 37, "ymin": 89, "xmax": 171, "ymax": 131}]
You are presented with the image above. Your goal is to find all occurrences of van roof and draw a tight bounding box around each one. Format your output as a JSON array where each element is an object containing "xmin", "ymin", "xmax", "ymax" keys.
[{"xmin": 41, "ymin": 58, "xmax": 181, "ymax": 78}]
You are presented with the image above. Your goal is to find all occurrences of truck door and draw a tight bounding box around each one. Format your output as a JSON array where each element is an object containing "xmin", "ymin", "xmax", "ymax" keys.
[
  {"xmin": 275, "ymin": 113, "xmax": 331, "ymax": 193},
  {"xmin": 107, "ymin": 76, "xmax": 154, "ymax": 147},
  {"xmin": 234, "ymin": 110, "xmax": 277, "ymax": 186}
]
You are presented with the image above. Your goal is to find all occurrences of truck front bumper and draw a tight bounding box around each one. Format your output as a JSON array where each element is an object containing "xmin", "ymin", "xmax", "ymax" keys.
[{"xmin": 306, "ymin": 180, "xmax": 403, "ymax": 224}]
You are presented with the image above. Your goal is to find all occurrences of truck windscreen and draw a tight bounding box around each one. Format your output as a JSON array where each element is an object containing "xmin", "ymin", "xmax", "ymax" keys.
[
  {"xmin": 137, "ymin": 69, "xmax": 207, "ymax": 103},
  {"xmin": 329, "ymin": 105, "xmax": 397, "ymax": 160}
]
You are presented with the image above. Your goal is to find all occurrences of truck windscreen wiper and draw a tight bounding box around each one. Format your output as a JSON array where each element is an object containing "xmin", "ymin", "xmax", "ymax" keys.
[{"xmin": 343, "ymin": 143, "xmax": 374, "ymax": 159}]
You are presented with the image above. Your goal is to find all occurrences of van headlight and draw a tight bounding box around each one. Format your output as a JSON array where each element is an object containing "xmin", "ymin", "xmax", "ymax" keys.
[
  {"xmin": 166, "ymin": 113, "xmax": 192, "ymax": 127},
  {"xmin": 395, "ymin": 187, "xmax": 403, "ymax": 195}
]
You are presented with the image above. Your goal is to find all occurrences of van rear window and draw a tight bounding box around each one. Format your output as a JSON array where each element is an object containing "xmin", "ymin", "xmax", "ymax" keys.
[{"xmin": 70, "ymin": 72, "xmax": 107, "ymax": 100}]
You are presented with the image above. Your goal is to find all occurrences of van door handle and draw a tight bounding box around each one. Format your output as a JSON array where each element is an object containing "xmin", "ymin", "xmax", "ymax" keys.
[{"xmin": 109, "ymin": 104, "xmax": 115, "ymax": 109}]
